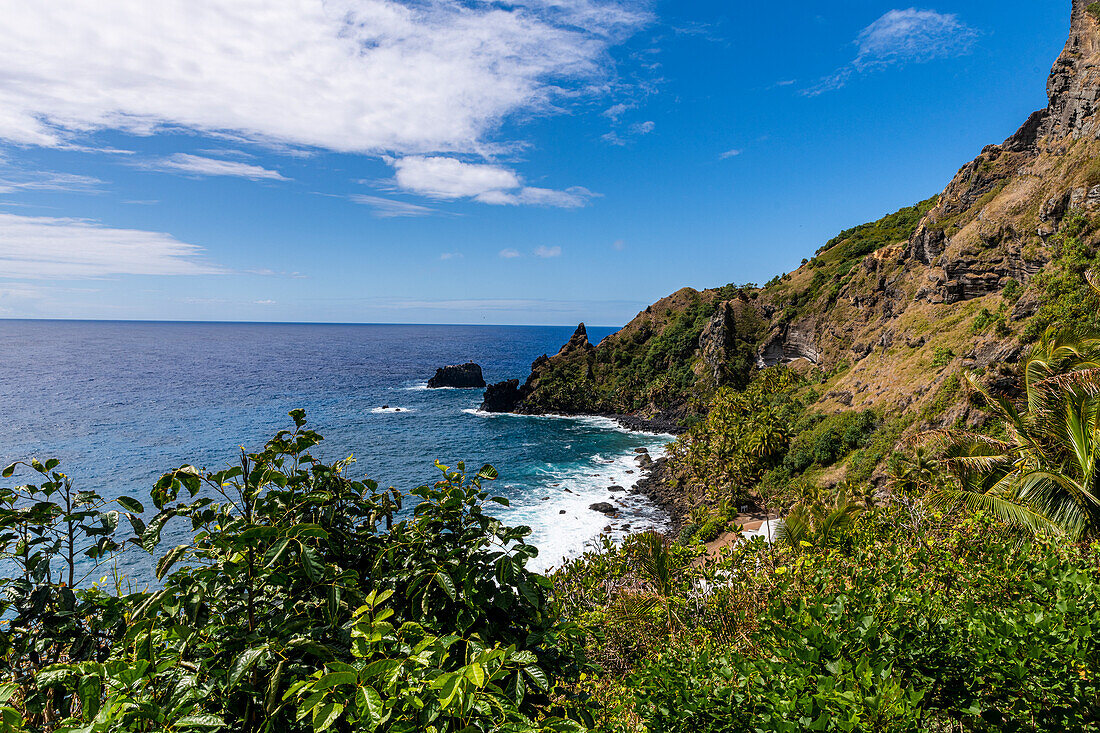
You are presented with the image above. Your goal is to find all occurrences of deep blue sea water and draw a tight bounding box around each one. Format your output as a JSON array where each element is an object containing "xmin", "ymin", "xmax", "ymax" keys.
[{"xmin": 0, "ymin": 320, "xmax": 670, "ymax": 582}]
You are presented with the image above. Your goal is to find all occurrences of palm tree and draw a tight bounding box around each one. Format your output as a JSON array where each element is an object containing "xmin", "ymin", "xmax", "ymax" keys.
[
  {"xmin": 921, "ymin": 329, "xmax": 1100, "ymax": 540},
  {"xmin": 775, "ymin": 484, "xmax": 863, "ymax": 550}
]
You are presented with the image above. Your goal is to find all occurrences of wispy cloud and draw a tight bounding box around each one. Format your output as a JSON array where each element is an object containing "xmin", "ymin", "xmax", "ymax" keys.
[
  {"xmin": 349, "ymin": 194, "xmax": 438, "ymax": 218},
  {"xmin": 602, "ymin": 119, "xmax": 655, "ymax": 146},
  {"xmin": 719, "ymin": 148, "xmax": 742, "ymax": 160},
  {"xmin": 612, "ymin": 239, "xmax": 625, "ymax": 251},
  {"xmin": 534, "ymin": 245, "xmax": 562, "ymax": 258},
  {"xmin": 389, "ymin": 156, "xmax": 595, "ymax": 208},
  {"xmin": 439, "ymin": 252, "xmax": 462, "ymax": 260},
  {"xmin": 805, "ymin": 8, "xmax": 977, "ymax": 96},
  {"xmin": 148, "ymin": 154, "xmax": 289, "ymax": 180},
  {"xmin": 0, "ymin": 170, "xmax": 105, "ymax": 194},
  {"xmin": 0, "ymin": 212, "xmax": 223, "ymax": 279},
  {"xmin": 499, "ymin": 248, "xmax": 521, "ymax": 258},
  {"xmin": 602, "ymin": 103, "xmax": 633, "ymax": 121}
]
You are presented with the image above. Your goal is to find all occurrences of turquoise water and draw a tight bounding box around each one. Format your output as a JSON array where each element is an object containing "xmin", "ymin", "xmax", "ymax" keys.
[{"xmin": 0, "ymin": 320, "xmax": 670, "ymax": 580}]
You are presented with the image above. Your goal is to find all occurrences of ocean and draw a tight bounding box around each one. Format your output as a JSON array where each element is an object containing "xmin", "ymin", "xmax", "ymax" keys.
[{"xmin": 0, "ymin": 320, "xmax": 671, "ymax": 582}]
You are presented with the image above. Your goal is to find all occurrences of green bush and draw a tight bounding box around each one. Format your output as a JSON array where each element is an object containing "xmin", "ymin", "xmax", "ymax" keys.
[
  {"xmin": 931, "ymin": 347, "xmax": 955, "ymax": 368},
  {"xmin": 783, "ymin": 410, "xmax": 880, "ymax": 474},
  {"xmin": 1, "ymin": 412, "xmax": 588, "ymax": 733},
  {"xmin": 624, "ymin": 519, "xmax": 1100, "ymax": 733},
  {"xmin": 1024, "ymin": 212, "xmax": 1100, "ymax": 340}
]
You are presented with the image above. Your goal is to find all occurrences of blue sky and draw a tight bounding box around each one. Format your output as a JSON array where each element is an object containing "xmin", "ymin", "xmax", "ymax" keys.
[{"xmin": 0, "ymin": 0, "xmax": 1069, "ymax": 325}]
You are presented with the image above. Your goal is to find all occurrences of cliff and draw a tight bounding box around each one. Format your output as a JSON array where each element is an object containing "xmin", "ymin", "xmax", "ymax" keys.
[{"xmin": 487, "ymin": 0, "xmax": 1100, "ymax": 428}]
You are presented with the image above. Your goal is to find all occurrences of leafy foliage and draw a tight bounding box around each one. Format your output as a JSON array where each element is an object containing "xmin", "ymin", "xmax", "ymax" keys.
[
  {"xmin": 1024, "ymin": 212, "xmax": 1100, "ymax": 341},
  {"xmin": 0, "ymin": 412, "xmax": 587, "ymax": 732},
  {"xmin": 669, "ymin": 369, "xmax": 805, "ymax": 504},
  {"xmin": 919, "ymin": 330, "xmax": 1100, "ymax": 540}
]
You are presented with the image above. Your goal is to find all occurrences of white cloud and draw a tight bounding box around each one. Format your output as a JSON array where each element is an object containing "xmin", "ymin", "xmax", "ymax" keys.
[
  {"xmin": 0, "ymin": 213, "xmax": 223, "ymax": 279},
  {"xmin": 806, "ymin": 8, "xmax": 977, "ymax": 95},
  {"xmin": 612, "ymin": 239, "xmax": 625, "ymax": 251},
  {"xmin": 499, "ymin": 248, "xmax": 521, "ymax": 258},
  {"xmin": 602, "ymin": 103, "xmax": 633, "ymax": 121},
  {"xmin": 389, "ymin": 156, "xmax": 595, "ymax": 208},
  {"xmin": 149, "ymin": 154, "xmax": 289, "ymax": 180},
  {"xmin": 0, "ymin": 0, "xmax": 650, "ymax": 156},
  {"xmin": 392, "ymin": 157, "xmax": 519, "ymax": 199},
  {"xmin": 439, "ymin": 252, "xmax": 462, "ymax": 260},
  {"xmin": 534, "ymin": 245, "xmax": 562, "ymax": 258},
  {"xmin": 602, "ymin": 119, "xmax": 654, "ymax": 147},
  {"xmin": 0, "ymin": 170, "xmax": 104, "ymax": 194},
  {"xmin": 719, "ymin": 148, "xmax": 742, "ymax": 159},
  {"xmin": 254, "ymin": 299, "xmax": 276, "ymax": 304},
  {"xmin": 349, "ymin": 194, "xmax": 437, "ymax": 218}
]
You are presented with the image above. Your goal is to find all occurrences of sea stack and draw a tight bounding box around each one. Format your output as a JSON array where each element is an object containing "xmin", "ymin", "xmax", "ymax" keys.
[{"xmin": 427, "ymin": 362, "xmax": 486, "ymax": 388}]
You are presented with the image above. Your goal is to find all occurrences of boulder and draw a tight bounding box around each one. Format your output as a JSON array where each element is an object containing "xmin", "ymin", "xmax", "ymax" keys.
[
  {"xmin": 589, "ymin": 502, "xmax": 616, "ymax": 514},
  {"xmin": 428, "ymin": 362, "xmax": 486, "ymax": 388},
  {"xmin": 481, "ymin": 379, "xmax": 524, "ymax": 412}
]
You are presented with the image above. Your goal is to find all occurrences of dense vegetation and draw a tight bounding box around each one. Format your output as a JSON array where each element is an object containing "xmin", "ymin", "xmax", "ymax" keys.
[
  {"xmin": 548, "ymin": 329, "xmax": 1100, "ymax": 732},
  {"xmin": 521, "ymin": 285, "xmax": 758, "ymax": 416},
  {"xmin": 7, "ymin": 323, "xmax": 1100, "ymax": 731},
  {"xmin": 1024, "ymin": 212, "xmax": 1100, "ymax": 340},
  {"xmin": 0, "ymin": 412, "xmax": 588, "ymax": 732}
]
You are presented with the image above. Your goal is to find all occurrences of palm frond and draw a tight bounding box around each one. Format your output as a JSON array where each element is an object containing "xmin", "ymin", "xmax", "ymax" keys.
[{"xmin": 930, "ymin": 486, "xmax": 1060, "ymax": 536}]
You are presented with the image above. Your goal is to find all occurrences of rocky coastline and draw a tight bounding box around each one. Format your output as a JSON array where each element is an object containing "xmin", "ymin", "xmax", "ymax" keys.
[{"xmin": 630, "ymin": 455, "xmax": 688, "ymax": 532}]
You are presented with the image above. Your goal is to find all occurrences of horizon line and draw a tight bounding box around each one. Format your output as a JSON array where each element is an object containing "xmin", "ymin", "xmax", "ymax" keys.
[{"xmin": 0, "ymin": 316, "xmax": 624, "ymax": 329}]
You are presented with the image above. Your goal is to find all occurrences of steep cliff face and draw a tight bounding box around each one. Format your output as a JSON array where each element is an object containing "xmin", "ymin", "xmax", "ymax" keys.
[{"xmin": 489, "ymin": 1, "xmax": 1100, "ymax": 425}]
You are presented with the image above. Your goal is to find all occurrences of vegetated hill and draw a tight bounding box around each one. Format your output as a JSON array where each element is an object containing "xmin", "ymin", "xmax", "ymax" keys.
[{"xmin": 488, "ymin": 0, "xmax": 1100, "ymax": 432}]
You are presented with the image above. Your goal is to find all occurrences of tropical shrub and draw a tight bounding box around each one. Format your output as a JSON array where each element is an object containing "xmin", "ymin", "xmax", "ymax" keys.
[{"xmin": 0, "ymin": 412, "xmax": 588, "ymax": 732}]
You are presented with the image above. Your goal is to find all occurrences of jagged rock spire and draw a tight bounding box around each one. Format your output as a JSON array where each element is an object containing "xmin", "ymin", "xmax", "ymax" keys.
[{"xmin": 1025, "ymin": 0, "xmax": 1100, "ymax": 144}]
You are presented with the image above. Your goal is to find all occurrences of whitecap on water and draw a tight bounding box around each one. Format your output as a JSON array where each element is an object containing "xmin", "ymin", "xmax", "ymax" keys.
[
  {"xmin": 371, "ymin": 406, "xmax": 415, "ymax": 414},
  {"xmin": 510, "ymin": 442, "xmax": 672, "ymax": 573}
]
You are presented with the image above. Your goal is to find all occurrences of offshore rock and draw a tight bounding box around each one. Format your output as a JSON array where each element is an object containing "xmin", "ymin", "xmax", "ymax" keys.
[
  {"xmin": 428, "ymin": 362, "xmax": 486, "ymax": 389},
  {"xmin": 480, "ymin": 379, "xmax": 525, "ymax": 412}
]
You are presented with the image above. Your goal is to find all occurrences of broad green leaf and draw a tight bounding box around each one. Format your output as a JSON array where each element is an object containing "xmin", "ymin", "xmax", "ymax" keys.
[
  {"xmin": 77, "ymin": 674, "xmax": 101, "ymax": 719},
  {"xmin": 228, "ymin": 645, "xmax": 269, "ymax": 687},
  {"xmin": 176, "ymin": 713, "xmax": 226, "ymax": 729},
  {"xmin": 312, "ymin": 701, "xmax": 345, "ymax": 732},
  {"xmin": 357, "ymin": 685, "xmax": 385, "ymax": 725},
  {"xmin": 301, "ymin": 544, "xmax": 324, "ymax": 583},
  {"xmin": 315, "ymin": 671, "xmax": 356, "ymax": 690},
  {"xmin": 523, "ymin": 665, "xmax": 549, "ymax": 692},
  {"xmin": 156, "ymin": 544, "xmax": 190, "ymax": 580},
  {"xmin": 116, "ymin": 496, "xmax": 144, "ymax": 513},
  {"xmin": 434, "ymin": 571, "xmax": 456, "ymax": 601}
]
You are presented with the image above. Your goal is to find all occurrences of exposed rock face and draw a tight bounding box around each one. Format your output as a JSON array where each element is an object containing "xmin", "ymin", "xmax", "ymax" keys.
[
  {"xmin": 758, "ymin": 325, "xmax": 820, "ymax": 368},
  {"xmin": 1043, "ymin": 0, "xmax": 1100, "ymax": 141},
  {"xmin": 557, "ymin": 323, "xmax": 594, "ymax": 356},
  {"xmin": 428, "ymin": 362, "xmax": 486, "ymax": 388},
  {"xmin": 480, "ymin": 379, "xmax": 525, "ymax": 412},
  {"xmin": 697, "ymin": 298, "xmax": 767, "ymax": 386}
]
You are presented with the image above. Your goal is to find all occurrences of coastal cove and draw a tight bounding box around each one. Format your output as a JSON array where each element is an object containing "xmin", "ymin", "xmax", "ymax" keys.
[{"xmin": 0, "ymin": 319, "xmax": 673, "ymax": 580}]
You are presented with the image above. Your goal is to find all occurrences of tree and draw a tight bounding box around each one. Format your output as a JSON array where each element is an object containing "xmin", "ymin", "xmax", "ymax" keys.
[{"xmin": 922, "ymin": 330, "xmax": 1100, "ymax": 540}]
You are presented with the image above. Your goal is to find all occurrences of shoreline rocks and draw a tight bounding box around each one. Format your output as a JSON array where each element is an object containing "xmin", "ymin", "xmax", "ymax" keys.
[
  {"xmin": 428, "ymin": 362, "xmax": 486, "ymax": 389},
  {"xmin": 481, "ymin": 379, "xmax": 525, "ymax": 412}
]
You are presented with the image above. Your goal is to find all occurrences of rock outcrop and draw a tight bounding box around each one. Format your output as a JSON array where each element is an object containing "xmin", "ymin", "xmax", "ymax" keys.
[
  {"xmin": 428, "ymin": 362, "xmax": 485, "ymax": 389},
  {"xmin": 480, "ymin": 379, "xmax": 526, "ymax": 412}
]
